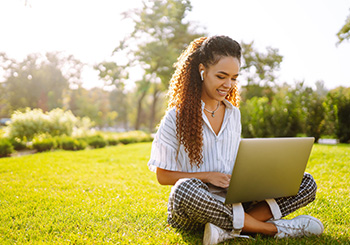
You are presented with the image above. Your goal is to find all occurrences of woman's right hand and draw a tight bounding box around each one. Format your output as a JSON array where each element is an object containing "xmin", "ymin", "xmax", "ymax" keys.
[{"xmin": 206, "ymin": 172, "xmax": 231, "ymax": 188}]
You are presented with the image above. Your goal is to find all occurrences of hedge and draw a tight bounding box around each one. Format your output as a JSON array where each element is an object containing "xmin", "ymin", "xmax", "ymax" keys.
[{"xmin": 0, "ymin": 138, "xmax": 14, "ymax": 157}]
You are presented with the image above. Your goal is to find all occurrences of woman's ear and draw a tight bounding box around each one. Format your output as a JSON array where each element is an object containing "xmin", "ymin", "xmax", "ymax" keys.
[{"xmin": 198, "ymin": 63, "xmax": 205, "ymax": 81}]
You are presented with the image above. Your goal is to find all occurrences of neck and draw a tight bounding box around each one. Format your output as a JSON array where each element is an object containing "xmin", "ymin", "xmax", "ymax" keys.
[{"xmin": 203, "ymin": 100, "xmax": 221, "ymax": 111}]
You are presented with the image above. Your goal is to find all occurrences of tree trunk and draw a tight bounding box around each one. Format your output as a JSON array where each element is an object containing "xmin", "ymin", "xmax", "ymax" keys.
[
  {"xmin": 135, "ymin": 89, "xmax": 147, "ymax": 130},
  {"xmin": 120, "ymin": 92, "xmax": 129, "ymax": 131},
  {"xmin": 149, "ymin": 87, "xmax": 160, "ymax": 132}
]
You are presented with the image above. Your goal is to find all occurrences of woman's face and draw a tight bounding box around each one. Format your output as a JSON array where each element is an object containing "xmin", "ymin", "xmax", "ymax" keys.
[{"xmin": 199, "ymin": 56, "xmax": 240, "ymax": 104}]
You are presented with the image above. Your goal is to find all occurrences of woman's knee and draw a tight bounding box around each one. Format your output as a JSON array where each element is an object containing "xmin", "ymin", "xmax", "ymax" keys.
[
  {"xmin": 170, "ymin": 178, "xmax": 207, "ymax": 199},
  {"xmin": 302, "ymin": 172, "xmax": 317, "ymax": 199},
  {"xmin": 168, "ymin": 178, "xmax": 208, "ymax": 210}
]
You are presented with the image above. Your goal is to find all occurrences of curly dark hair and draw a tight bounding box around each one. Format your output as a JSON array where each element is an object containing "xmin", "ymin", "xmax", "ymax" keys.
[{"xmin": 167, "ymin": 35, "xmax": 242, "ymax": 168}]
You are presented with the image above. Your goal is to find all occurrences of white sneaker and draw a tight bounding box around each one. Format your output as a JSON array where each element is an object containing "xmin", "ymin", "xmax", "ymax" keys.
[
  {"xmin": 269, "ymin": 215, "xmax": 324, "ymax": 238},
  {"xmin": 203, "ymin": 223, "xmax": 233, "ymax": 245}
]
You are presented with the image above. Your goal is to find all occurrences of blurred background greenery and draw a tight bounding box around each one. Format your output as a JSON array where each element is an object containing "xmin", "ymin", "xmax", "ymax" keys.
[{"xmin": 1, "ymin": 0, "xmax": 350, "ymax": 149}]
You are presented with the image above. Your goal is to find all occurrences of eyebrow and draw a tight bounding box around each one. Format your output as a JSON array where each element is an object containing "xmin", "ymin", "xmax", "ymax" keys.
[{"xmin": 217, "ymin": 71, "xmax": 239, "ymax": 77}]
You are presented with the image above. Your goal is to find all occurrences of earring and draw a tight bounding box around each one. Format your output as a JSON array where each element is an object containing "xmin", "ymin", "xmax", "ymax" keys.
[{"xmin": 200, "ymin": 70, "xmax": 204, "ymax": 81}]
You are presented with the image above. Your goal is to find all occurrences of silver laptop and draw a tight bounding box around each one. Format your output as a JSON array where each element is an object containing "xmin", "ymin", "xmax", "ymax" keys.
[{"xmin": 210, "ymin": 137, "xmax": 315, "ymax": 204}]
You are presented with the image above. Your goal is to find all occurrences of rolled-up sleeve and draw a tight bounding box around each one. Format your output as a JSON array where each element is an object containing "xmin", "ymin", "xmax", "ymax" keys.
[{"xmin": 148, "ymin": 109, "xmax": 180, "ymax": 172}]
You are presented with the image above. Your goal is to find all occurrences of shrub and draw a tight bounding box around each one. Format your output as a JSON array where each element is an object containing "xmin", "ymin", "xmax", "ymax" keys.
[
  {"xmin": 5, "ymin": 108, "xmax": 93, "ymax": 141},
  {"xmin": 240, "ymin": 83, "xmax": 315, "ymax": 138},
  {"xmin": 32, "ymin": 137, "xmax": 57, "ymax": 152},
  {"xmin": 74, "ymin": 139, "xmax": 87, "ymax": 151},
  {"xmin": 9, "ymin": 137, "xmax": 27, "ymax": 151},
  {"xmin": 6, "ymin": 108, "xmax": 49, "ymax": 141},
  {"xmin": 46, "ymin": 109, "xmax": 77, "ymax": 137},
  {"xmin": 60, "ymin": 137, "xmax": 87, "ymax": 151},
  {"xmin": 83, "ymin": 135, "xmax": 107, "ymax": 149},
  {"xmin": 0, "ymin": 138, "xmax": 14, "ymax": 157},
  {"xmin": 106, "ymin": 137, "xmax": 119, "ymax": 146},
  {"xmin": 118, "ymin": 136, "xmax": 137, "ymax": 145},
  {"xmin": 0, "ymin": 128, "xmax": 5, "ymax": 137},
  {"xmin": 240, "ymin": 97, "xmax": 271, "ymax": 137},
  {"xmin": 305, "ymin": 92, "xmax": 326, "ymax": 142},
  {"xmin": 324, "ymin": 87, "xmax": 350, "ymax": 143},
  {"xmin": 116, "ymin": 131, "xmax": 152, "ymax": 144}
]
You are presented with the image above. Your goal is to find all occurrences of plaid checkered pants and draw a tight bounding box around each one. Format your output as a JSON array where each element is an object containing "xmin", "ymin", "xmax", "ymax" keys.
[{"xmin": 167, "ymin": 173, "xmax": 317, "ymax": 231}]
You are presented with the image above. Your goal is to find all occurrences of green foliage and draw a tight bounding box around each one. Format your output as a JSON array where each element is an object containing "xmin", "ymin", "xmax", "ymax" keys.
[
  {"xmin": 79, "ymin": 131, "xmax": 152, "ymax": 148},
  {"xmin": 241, "ymin": 88, "xmax": 301, "ymax": 138},
  {"xmin": 0, "ymin": 138, "xmax": 14, "ymax": 157},
  {"xmin": 116, "ymin": 130, "xmax": 153, "ymax": 144},
  {"xmin": 305, "ymin": 92, "xmax": 326, "ymax": 142},
  {"xmin": 68, "ymin": 87, "xmax": 112, "ymax": 128},
  {"xmin": 240, "ymin": 41, "xmax": 283, "ymax": 88},
  {"xmin": 59, "ymin": 136, "xmax": 87, "ymax": 151},
  {"xmin": 105, "ymin": 137, "xmax": 119, "ymax": 146},
  {"xmin": 6, "ymin": 108, "xmax": 92, "ymax": 141},
  {"xmin": 241, "ymin": 97, "xmax": 270, "ymax": 137},
  {"xmin": 0, "ymin": 143, "xmax": 349, "ymax": 243},
  {"xmin": 336, "ymin": 12, "xmax": 350, "ymax": 44},
  {"xmin": 82, "ymin": 135, "xmax": 107, "ymax": 149},
  {"xmin": 32, "ymin": 136, "xmax": 57, "ymax": 152},
  {"xmin": 240, "ymin": 82, "xmax": 331, "ymax": 141},
  {"xmin": 0, "ymin": 130, "xmax": 152, "ymax": 157},
  {"xmin": 9, "ymin": 137, "xmax": 27, "ymax": 151},
  {"xmin": 0, "ymin": 52, "xmax": 85, "ymax": 114},
  {"xmin": 0, "ymin": 53, "xmax": 67, "ymax": 111},
  {"xmin": 324, "ymin": 87, "xmax": 350, "ymax": 143},
  {"xmin": 6, "ymin": 108, "xmax": 49, "ymax": 141},
  {"xmin": 46, "ymin": 109, "xmax": 77, "ymax": 136},
  {"xmin": 102, "ymin": 0, "xmax": 205, "ymax": 132}
]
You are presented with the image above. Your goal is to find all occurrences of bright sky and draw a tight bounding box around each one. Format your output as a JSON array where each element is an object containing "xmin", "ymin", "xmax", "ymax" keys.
[{"xmin": 1, "ymin": 0, "xmax": 349, "ymax": 90}]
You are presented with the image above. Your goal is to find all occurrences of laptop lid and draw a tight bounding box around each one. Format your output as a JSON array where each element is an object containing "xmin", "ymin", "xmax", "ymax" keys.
[{"xmin": 224, "ymin": 137, "xmax": 314, "ymax": 204}]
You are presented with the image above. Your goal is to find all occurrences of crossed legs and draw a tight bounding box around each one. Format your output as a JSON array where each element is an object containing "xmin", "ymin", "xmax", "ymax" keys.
[
  {"xmin": 168, "ymin": 173, "xmax": 317, "ymax": 235},
  {"xmin": 243, "ymin": 201, "xmax": 277, "ymax": 236}
]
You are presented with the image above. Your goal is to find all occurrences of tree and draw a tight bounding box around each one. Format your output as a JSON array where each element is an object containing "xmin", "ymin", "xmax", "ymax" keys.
[
  {"xmin": 240, "ymin": 81, "xmax": 329, "ymax": 139},
  {"xmin": 67, "ymin": 87, "xmax": 115, "ymax": 128},
  {"xmin": 95, "ymin": 61, "xmax": 129, "ymax": 129},
  {"xmin": 336, "ymin": 11, "xmax": 350, "ymax": 45},
  {"xmin": 304, "ymin": 91, "xmax": 326, "ymax": 142},
  {"xmin": 324, "ymin": 87, "xmax": 350, "ymax": 143},
  {"xmin": 109, "ymin": 89, "xmax": 130, "ymax": 130},
  {"xmin": 239, "ymin": 41, "xmax": 283, "ymax": 101},
  {"xmin": 0, "ymin": 54, "xmax": 11, "ymax": 117},
  {"xmin": 134, "ymin": 76, "xmax": 151, "ymax": 130},
  {"xmin": 1, "ymin": 53, "xmax": 66, "ymax": 111},
  {"xmin": 0, "ymin": 52, "xmax": 83, "ymax": 114},
  {"xmin": 109, "ymin": 0, "xmax": 205, "ymax": 131}
]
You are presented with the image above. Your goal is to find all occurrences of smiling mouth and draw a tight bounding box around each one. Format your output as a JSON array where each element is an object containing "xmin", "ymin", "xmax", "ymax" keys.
[{"xmin": 217, "ymin": 89, "xmax": 229, "ymax": 96}]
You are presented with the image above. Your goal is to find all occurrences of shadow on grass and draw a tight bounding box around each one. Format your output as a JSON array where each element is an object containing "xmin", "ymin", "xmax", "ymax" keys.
[{"xmin": 172, "ymin": 226, "xmax": 203, "ymax": 244}]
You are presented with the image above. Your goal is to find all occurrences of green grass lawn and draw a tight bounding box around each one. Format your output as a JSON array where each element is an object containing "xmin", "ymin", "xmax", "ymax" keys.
[{"xmin": 0, "ymin": 143, "xmax": 349, "ymax": 244}]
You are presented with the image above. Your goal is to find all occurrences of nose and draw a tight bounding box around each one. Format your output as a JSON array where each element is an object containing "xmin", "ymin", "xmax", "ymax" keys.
[{"xmin": 223, "ymin": 78, "xmax": 232, "ymax": 88}]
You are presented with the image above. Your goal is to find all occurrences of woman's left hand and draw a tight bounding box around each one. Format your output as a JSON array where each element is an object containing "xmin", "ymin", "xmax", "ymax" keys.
[{"xmin": 205, "ymin": 172, "xmax": 231, "ymax": 188}]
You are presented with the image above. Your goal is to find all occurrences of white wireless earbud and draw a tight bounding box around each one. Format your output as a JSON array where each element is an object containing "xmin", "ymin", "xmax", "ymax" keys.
[{"xmin": 200, "ymin": 70, "xmax": 204, "ymax": 81}]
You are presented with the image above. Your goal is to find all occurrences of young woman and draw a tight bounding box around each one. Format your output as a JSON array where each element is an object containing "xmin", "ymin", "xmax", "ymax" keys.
[{"xmin": 148, "ymin": 36, "xmax": 323, "ymax": 244}]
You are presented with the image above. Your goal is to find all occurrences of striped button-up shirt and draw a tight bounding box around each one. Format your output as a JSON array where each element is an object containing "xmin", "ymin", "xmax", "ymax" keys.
[{"xmin": 148, "ymin": 100, "xmax": 241, "ymax": 174}]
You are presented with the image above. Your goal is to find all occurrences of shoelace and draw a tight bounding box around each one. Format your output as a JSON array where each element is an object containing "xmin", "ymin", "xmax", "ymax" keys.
[{"xmin": 277, "ymin": 219, "xmax": 311, "ymax": 236}]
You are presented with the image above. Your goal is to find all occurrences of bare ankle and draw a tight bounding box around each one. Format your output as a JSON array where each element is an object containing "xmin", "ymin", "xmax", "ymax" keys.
[{"xmin": 265, "ymin": 223, "xmax": 278, "ymax": 236}]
